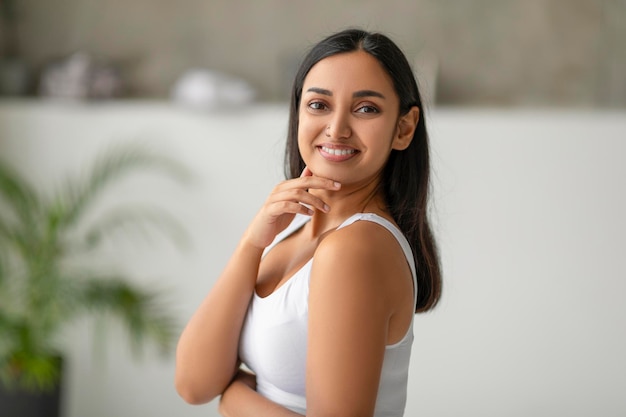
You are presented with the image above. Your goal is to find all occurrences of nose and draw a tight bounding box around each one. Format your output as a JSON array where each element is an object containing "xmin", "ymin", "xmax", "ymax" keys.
[{"xmin": 326, "ymin": 110, "xmax": 352, "ymax": 140}]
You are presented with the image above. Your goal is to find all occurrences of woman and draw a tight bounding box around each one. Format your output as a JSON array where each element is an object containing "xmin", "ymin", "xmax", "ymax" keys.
[{"xmin": 175, "ymin": 28, "xmax": 442, "ymax": 417}]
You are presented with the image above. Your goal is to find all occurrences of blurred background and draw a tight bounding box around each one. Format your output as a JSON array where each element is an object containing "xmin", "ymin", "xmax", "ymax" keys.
[
  {"xmin": 1, "ymin": 1, "xmax": 625, "ymax": 417},
  {"xmin": 1, "ymin": 0, "xmax": 625, "ymax": 107}
]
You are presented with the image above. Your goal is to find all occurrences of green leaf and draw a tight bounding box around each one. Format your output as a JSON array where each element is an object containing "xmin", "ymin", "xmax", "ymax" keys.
[
  {"xmin": 0, "ymin": 352, "xmax": 62, "ymax": 392},
  {"xmin": 0, "ymin": 160, "xmax": 41, "ymax": 242},
  {"xmin": 80, "ymin": 277, "xmax": 179, "ymax": 355},
  {"xmin": 0, "ymin": 143, "xmax": 189, "ymax": 390},
  {"xmin": 55, "ymin": 144, "xmax": 192, "ymax": 232},
  {"xmin": 80, "ymin": 205, "xmax": 190, "ymax": 252}
]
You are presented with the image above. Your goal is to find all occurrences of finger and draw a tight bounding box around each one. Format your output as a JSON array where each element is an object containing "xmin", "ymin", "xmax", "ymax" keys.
[
  {"xmin": 300, "ymin": 166, "xmax": 312, "ymax": 178},
  {"xmin": 278, "ymin": 176, "xmax": 340, "ymax": 192},
  {"xmin": 267, "ymin": 200, "xmax": 314, "ymax": 216},
  {"xmin": 301, "ymin": 175, "xmax": 341, "ymax": 191},
  {"xmin": 269, "ymin": 189, "xmax": 330, "ymax": 213},
  {"xmin": 297, "ymin": 167, "xmax": 340, "ymax": 190}
]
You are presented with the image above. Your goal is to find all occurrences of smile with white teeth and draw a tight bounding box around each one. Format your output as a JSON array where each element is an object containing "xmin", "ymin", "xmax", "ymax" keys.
[{"xmin": 320, "ymin": 146, "xmax": 356, "ymax": 156}]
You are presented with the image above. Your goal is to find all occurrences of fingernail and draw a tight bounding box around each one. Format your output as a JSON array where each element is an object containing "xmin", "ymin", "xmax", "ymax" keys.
[
  {"xmin": 323, "ymin": 204, "xmax": 330, "ymax": 212},
  {"xmin": 333, "ymin": 182, "xmax": 341, "ymax": 188}
]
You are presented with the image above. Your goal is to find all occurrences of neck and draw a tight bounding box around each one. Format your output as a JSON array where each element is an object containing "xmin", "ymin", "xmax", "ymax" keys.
[{"xmin": 306, "ymin": 178, "xmax": 387, "ymax": 237}]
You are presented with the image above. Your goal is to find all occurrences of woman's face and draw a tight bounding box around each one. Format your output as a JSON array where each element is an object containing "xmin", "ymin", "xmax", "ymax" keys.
[{"xmin": 297, "ymin": 50, "xmax": 410, "ymax": 186}]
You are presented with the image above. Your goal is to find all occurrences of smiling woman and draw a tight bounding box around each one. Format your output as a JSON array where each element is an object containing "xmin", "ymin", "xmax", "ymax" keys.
[
  {"xmin": 175, "ymin": 28, "xmax": 441, "ymax": 417},
  {"xmin": 297, "ymin": 50, "xmax": 418, "ymax": 186}
]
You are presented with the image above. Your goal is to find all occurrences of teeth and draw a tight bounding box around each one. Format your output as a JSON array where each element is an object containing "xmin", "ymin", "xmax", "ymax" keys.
[{"xmin": 321, "ymin": 146, "xmax": 356, "ymax": 156}]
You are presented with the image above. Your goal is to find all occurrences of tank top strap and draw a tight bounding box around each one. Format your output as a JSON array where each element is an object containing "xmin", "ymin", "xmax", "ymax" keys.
[{"xmin": 337, "ymin": 213, "xmax": 418, "ymax": 307}]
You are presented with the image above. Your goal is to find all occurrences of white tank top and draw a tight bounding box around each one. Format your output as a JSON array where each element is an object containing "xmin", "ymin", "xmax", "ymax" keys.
[{"xmin": 239, "ymin": 213, "xmax": 417, "ymax": 416}]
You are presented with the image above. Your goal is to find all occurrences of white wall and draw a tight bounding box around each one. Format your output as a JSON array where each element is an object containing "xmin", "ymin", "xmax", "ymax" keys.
[
  {"xmin": 1, "ymin": 101, "xmax": 625, "ymax": 417},
  {"xmin": 412, "ymin": 109, "xmax": 626, "ymax": 416}
]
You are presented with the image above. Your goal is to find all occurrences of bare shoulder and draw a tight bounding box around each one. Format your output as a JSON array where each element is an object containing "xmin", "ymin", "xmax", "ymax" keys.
[
  {"xmin": 316, "ymin": 218, "xmax": 406, "ymax": 268},
  {"xmin": 311, "ymin": 218, "xmax": 411, "ymax": 304}
]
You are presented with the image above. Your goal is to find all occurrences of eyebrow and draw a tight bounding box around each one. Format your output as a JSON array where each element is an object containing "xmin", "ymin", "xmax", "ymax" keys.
[
  {"xmin": 353, "ymin": 90, "xmax": 386, "ymax": 99},
  {"xmin": 306, "ymin": 87, "xmax": 386, "ymax": 99}
]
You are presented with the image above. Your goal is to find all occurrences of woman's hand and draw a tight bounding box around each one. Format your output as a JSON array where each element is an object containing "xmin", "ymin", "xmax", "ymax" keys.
[
  {"xmin": 233, "ymin": 368, "xmax": 257, "ymax": 391},
  {"xmin": 243, "ymin": 167, "xmax": 340, "ymax": 249},
  {"xmin": 219, "ymin": 369, "xmax": 255, "ymax": 417},
  {"xmin": 219, "ymin": 369, "xmax": 303, "ymax": 417}
]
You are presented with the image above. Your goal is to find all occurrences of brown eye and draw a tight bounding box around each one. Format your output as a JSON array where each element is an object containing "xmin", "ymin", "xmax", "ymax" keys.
[
  {"xmin": 356, "ymin": 105, "xmax": 379, "ymax": 114},
  {"xmin": 308, "ymin": 101, "xmax": 328, "ymax": 111}
]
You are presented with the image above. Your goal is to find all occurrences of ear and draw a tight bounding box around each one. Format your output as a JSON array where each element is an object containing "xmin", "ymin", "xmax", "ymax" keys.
[{"xmin": 392, "ymin": 106, "xmax": 420, "ymax": 151}]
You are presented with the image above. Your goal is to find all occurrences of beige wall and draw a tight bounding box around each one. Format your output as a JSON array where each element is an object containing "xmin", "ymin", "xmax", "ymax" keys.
[{"xmin": 9, "ymin": 0, "xmax": 626, "ymax": 106}]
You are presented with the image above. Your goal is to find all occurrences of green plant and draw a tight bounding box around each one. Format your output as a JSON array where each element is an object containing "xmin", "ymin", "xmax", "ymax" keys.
[{"xmin": 0, "ymin": 144, "xmax": 190, "ymax": 392}]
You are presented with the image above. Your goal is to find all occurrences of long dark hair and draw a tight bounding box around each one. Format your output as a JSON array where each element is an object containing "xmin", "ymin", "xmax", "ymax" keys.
[{"xmin": 285, "ymin": 29, "xmax": 441, "ymax": 312}]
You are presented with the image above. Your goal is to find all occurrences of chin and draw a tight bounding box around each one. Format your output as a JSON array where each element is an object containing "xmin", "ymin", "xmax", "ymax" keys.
[{"xmin": 308, "ymin": 165, "xmax": 341, "ymax": 182}]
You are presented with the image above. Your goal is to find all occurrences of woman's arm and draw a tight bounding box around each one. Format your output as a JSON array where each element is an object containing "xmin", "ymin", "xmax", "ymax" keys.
[
  {"xmin": 306, "ymin": 222, "xmax": 395, "ymax": 417},
  {"xmin": 174, "ymin": 238, "xmax": 263, "ymax": 404},
  {"xmin": 218, "ymin": 221, "xmax": 405, "ymax": 417},
  {"xmin": 219, "ymin": 371, "xmax": 304, "ymax": 417},
  {"xmin": 175, "ymin": 170, "xmax": 340, "ymax": 404}
]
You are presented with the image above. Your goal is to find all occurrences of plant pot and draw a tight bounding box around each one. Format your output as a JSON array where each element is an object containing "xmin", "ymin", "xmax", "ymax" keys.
[
  {"xmin": 0, "ymin": 356, "xmax": 64, "ymax": 417},
  {"xmin": 0, "ymin": 383, "xmax": 62, "ymax": 417}
]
